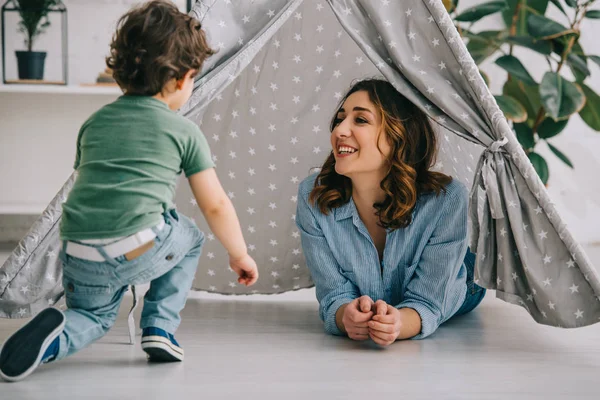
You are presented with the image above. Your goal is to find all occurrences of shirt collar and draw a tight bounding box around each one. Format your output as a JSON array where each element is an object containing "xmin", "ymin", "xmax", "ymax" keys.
[{"xmin": 334, "ymin": 198, "xmax": 358, "ymax": 221}]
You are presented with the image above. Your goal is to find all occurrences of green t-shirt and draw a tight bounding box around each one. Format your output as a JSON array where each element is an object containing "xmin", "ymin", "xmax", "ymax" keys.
[{"xmin": 60, "ymin": 95, "xmax": 214, "ymax": 240}]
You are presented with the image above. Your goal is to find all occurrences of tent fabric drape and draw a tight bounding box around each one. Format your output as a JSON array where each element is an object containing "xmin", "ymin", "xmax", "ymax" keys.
[{"xmin": 1, "ymin": 0, "xmax": 598, "ymax": 330}]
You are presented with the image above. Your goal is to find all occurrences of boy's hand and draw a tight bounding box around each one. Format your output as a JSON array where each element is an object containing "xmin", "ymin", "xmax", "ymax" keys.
[
  {"xmin": 229, "ymin": 253, "xmax": 259, "ymax": 286},
  {"xmin": 368, "ymin": 300, "xmax": 402, "ymax": 346}
]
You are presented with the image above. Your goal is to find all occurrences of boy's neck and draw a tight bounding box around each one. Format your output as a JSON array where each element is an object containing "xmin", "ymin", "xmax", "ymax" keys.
[{"xmin": 152, "ymin": 93, "xmax": 178, "ymax": 111}]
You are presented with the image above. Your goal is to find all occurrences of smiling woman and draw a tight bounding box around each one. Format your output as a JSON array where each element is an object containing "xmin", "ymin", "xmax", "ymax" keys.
[{"xmin": 296, "ymin": 78, "xmax": 486, "ymax": 345}]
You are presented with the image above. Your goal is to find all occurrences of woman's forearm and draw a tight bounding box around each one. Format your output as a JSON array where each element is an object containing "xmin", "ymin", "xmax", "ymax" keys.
[
  {"xmin": 396, "ymin": 307, "xmax": 422, "ymax": 340},
  {"xmin": 335, "ymin": 304, "xmax": 348, "ymax": 334}
]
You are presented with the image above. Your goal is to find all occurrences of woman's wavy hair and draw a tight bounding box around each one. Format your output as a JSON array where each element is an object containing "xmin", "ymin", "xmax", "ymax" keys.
[
  {"xmin": 309, "ymin": 78, "xmax": 452, "ymax": 230},
  {"xmin": 106, "ymin": 0, "xmax": 216, "ymax": 95}
]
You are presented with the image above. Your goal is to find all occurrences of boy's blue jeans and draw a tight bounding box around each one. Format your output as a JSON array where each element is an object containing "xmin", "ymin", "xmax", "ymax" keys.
[{"xmin": 55, "ymin": 209, "xmax": 204, "ymax": 361}]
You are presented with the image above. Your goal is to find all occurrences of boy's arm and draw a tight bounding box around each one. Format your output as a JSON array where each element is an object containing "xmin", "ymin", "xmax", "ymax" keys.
[{"xmin": 187, "ymin": 168, "xmax": 247, "ymax": 260}]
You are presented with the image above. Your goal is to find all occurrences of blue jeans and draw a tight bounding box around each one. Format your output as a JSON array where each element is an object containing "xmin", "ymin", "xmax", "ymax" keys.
[
  {"xmin": 55, "ymin": 209, "xmax": 204, "ymax": 361},
  {"xmin": 454, "ymin": 249, "xmax": 486, "ymax": 317}
]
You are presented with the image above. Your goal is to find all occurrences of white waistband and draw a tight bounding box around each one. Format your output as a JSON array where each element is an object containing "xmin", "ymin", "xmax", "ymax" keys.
[{"xmin": 64, "ymin": 220, "xmax": 165, "ymax": 262}]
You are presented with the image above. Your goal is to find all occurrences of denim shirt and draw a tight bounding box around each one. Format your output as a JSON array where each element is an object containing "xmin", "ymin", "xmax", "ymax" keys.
[{"xmin": 296, "ymin": 174, "xmax": 470, "ymax": 339}]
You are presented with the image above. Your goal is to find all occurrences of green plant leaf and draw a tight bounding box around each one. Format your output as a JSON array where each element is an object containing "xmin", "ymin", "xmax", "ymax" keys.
[
  {"xmin": 514, "ymin": 123, "xmax": 535, "ymax": 150},
  {"xmin": 495, "ymin": 95, "xmax": 528, "ymax": 122},
  {"xmin": 456, "ymin": 1, "xmax": 508, "ymax": 22},
  {"xmin": 537, "ymin": 117, "xmax": 569, "ymax": 138},
  {"xmin": 586, "ymin": 10, "xmax": 600, "ymax": 19},
  {"xmin": 506, "ymin": 35, "xmax": 552, "ymax": 55},
  {"xmin": 590, "ymin": 55, "xmax": 600, "ymax": 68},
  {"xmin": 547, "ymin": 143, "xmax": 574, "ymax": 168},
  {"xmin": 503, "ymin": 79, "xmax": 543, "ymax": 127},
  {"xmin": 549, "ymin": 0, "xmax": 567, "ymax": 16},
  {"xmin": 579, "ymin": 83, "xmax": 600, "ymax": 131},
  {"xmin": 567, "ymin": 53, "xmax": 590, "ymax": 80},
  {"xmin": 552, "ymin": 37, "xmax": 585, "ymax": 56},
  {"xmin": 570, "ymin": 64, "xmax": 588, "ymax": 83},
  {"xmin": 503, "ymin": 0, "xmax": 549, "ymax": 36},
  {"xmin": 466, "ymin": 30, "xmax": 506, "ymax": 64},
  {"xmin": 528, "ymin": 152, "xmax": 550, "ymax": 184},
  {"xmin": 564, "ymin": 0, "xmax": 578, "ymax": 7},
  {"xmin": 539, "ymin": 72, "xmax": 586, "ymax": 120},
  {"xmin": 495, "ymin": 55, "xmax": 537, "ymax": 85},
  {"xmin": 527, "ymin": 14, "xmax": 572, "ymax": 40}
]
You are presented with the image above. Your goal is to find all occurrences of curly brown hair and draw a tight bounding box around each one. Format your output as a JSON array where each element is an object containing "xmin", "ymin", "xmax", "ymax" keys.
[
  {"xmin": 106, "ymin": 0, "xmax": 215, "ymax": 95},
  {"xmin": 309, "ymin": 79, "xmax": 452, "ymax": 230}
]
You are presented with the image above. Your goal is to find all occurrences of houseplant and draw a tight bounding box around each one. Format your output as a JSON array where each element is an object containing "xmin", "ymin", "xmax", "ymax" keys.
[
  {"xmin": 14, "ymin": 0, "xmax": 60, "ymax": 80},
  {"xmin": 447, "ymin": 0, "xmax": 600, "ymax": 184}
]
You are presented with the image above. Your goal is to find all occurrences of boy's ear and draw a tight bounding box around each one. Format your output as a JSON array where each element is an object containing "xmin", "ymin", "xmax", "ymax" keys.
[{"xmin": 176, "ymin": 69, "xmax": 196, "ymax": 90}]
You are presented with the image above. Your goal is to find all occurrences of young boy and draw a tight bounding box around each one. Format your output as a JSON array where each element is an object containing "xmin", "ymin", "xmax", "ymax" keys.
[{"xmin": 0, "ymin": 0, "xmax": 258, "ymax": 382}]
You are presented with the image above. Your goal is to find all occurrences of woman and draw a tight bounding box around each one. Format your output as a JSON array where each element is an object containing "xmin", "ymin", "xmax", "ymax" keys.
[{"xmin": 296, "ymin": 79, "xmax": 485, "ymax": 346}]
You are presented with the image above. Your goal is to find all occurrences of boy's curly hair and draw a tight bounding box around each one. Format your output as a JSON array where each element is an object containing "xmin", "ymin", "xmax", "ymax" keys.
[{"xmin": 106, "ymin": 0, "xmax": 215, "ymax": 95}]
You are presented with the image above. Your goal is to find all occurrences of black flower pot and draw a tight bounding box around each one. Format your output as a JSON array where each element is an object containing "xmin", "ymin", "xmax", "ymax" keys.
[{"xmin": 15, "ymin": 51, "xmax": 47, "ymax": 80}]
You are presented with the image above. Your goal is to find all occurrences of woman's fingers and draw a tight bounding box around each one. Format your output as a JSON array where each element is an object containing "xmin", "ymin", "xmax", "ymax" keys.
[
  {"xmin": 359, "ymin": 295, "xmax": 374, "ymax": 313},
  {"xmin": 348, "ymin": 307, "xmax": 373, "ymax": 323},
  {"xmin": 368, "ymin": 329, "xmax": 395, "ymax": 346},
  {"xmin": 349, "ymin": 332, "xmax": 370, "ymax": 341},
  {"xmin": 375, "ymin": 300, "xmax": 387, "ymax": 316},
  {"xmin": 368, "ymin": 320, "xmax": 394, "ymax": 334},
  {"xmin": 371, "ymin": 313, "xmax": 395, "ymax": 324},
  {"xmin": 349, "ymin": 327, "xmax": 369, "ymax": 336},
  {"xmin": 369, "ymin": 331, "xmax": 394, "ymax": 346}
]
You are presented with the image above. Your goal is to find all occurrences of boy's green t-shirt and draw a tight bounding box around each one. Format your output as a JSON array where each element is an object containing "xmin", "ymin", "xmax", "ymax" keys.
[{"xmin": 60, "ymin": 95, "xmax": 214, "ymax": 240}]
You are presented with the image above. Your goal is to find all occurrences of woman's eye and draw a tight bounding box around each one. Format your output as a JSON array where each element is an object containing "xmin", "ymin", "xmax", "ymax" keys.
[
  {"xmin": 356, "ymin": 118, "xmax": 368, "ymax": 124},
  {"xmin": 333, "ymin": 117, "xmax": 343, "ymax": 126}
]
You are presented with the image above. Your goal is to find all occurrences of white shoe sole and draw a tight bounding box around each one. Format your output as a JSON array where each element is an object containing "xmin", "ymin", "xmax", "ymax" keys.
[
  {"xmin": 141, "ymin": 335, "xmax": 184, "ymax": 362},
  {"xmin": 0, "ymin": 308, "xmax": 65, "ymax": 382}
]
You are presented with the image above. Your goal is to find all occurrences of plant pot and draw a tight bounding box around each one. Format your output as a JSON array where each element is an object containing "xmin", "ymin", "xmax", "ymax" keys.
[{"xmin": 15, "ymin": 51, "xmax": 47, "ymax": 80}]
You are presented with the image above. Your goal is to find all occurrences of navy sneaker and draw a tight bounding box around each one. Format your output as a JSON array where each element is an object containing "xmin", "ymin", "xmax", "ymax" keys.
[
  {"xmin": 0, "ymin": 308, "xmax": 65, "ymax": 382},
  {"xmin": 141, "ymin": 327, "xmax": 183, "ymax": 362}
]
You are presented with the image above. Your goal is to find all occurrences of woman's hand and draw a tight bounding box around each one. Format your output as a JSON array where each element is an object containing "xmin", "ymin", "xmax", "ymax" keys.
[
  {"xmin": 340, "ymin": 295, "xmax": 375, "ymax": 341},
  {"xmin": 368, "ymin": 300, "xmax": 402, "ymax": 346}
]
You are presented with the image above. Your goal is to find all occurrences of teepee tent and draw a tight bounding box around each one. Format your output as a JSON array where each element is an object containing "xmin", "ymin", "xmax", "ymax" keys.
[{"xmin": 1, "ymin": 0, "xmax": 599, "ymax": 332}]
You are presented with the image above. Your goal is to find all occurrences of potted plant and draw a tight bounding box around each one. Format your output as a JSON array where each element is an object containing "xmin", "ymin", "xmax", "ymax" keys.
[
  {"xmin": 447, "ymin": 0, "xmax": 600, "ymax": 185},
  {"xmin": 14, "ymin": 0, "xmax": 59, "ymax": 80}
]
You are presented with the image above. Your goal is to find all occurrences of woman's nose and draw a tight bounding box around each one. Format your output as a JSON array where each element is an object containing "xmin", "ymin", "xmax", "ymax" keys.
[{"xmin": 334, "ymin": 121, "xmax": 351, "ymax": 138}]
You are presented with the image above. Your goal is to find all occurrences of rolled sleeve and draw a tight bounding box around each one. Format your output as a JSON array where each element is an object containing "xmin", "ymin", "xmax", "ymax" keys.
[
  {"xmin": 396, "ymin": 184, "xmax": 469, "ymax": 339},
  {"xmin": 296, "ymin": 189, "xmax": 359, "ymax": 336}
]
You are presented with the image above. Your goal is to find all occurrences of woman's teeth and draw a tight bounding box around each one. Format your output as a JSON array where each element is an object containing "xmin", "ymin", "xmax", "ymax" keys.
[{"xmin": 338, "ymin": 146, "xmax": 357, "ymax": 154}]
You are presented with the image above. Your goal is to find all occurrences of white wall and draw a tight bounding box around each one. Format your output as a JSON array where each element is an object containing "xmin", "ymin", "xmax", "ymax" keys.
[{"xmin": 0, "ymin": 0, "xmax": 598, "ymax": 246}]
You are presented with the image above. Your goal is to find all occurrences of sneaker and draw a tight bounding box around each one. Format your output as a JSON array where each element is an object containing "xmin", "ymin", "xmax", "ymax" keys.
[
  {"xmin": 0, "ymin": 308, "xmax": 65, "ymax": 382},
  {"xmin": 141, "ymin": 327, "xmax": 183, "ymax": 362}
]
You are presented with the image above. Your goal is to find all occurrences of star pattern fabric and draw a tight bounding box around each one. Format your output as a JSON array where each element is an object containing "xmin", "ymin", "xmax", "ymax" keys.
[{"xmin": 1, "ymin": 1, "xmax": 598, "ymax": 330}]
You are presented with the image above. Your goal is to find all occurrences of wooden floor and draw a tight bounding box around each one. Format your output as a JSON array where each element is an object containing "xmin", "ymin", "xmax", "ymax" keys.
[{"xmin": 1, "ymin": 248, "xmax": 600, "ymax": 399}]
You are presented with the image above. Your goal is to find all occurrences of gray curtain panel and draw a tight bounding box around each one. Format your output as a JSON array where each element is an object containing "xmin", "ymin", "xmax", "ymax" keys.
[{"xmin": 1, "ymin": 0, "xmax": 599, "ymax": 330}]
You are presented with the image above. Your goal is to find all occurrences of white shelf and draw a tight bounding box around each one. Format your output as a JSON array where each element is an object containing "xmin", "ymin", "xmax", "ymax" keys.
[
  {"xmin": 0, "ymin": 84, "xmax": 121, "ymax": 95},
  {"xmin": 0, "ymin": 204, "xmax": 45, "ymax": 215}
]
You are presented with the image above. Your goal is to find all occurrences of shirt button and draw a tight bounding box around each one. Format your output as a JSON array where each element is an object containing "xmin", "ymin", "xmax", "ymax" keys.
[
  {"xmin": 165, "ymin": 254, "xmax": 174, "ymax": 261},
  {"xmin": 67, "ymin": 283, "xmax": 74, "ymax": 292}
]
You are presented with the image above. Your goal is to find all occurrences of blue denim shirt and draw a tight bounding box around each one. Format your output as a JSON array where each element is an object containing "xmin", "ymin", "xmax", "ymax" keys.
[{"xmin": 296, "ymin": 174, "xmax": 470, "ymax": 339}]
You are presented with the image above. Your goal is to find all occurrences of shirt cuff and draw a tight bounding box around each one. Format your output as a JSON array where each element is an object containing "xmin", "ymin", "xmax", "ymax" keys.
[
  {"xmin": 323, "ymin": 298, "xmax": 355, "ymax": 336},
  {"xmin": 396, "ymin": 301, "xmax": 440, "ymax": 340}
]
